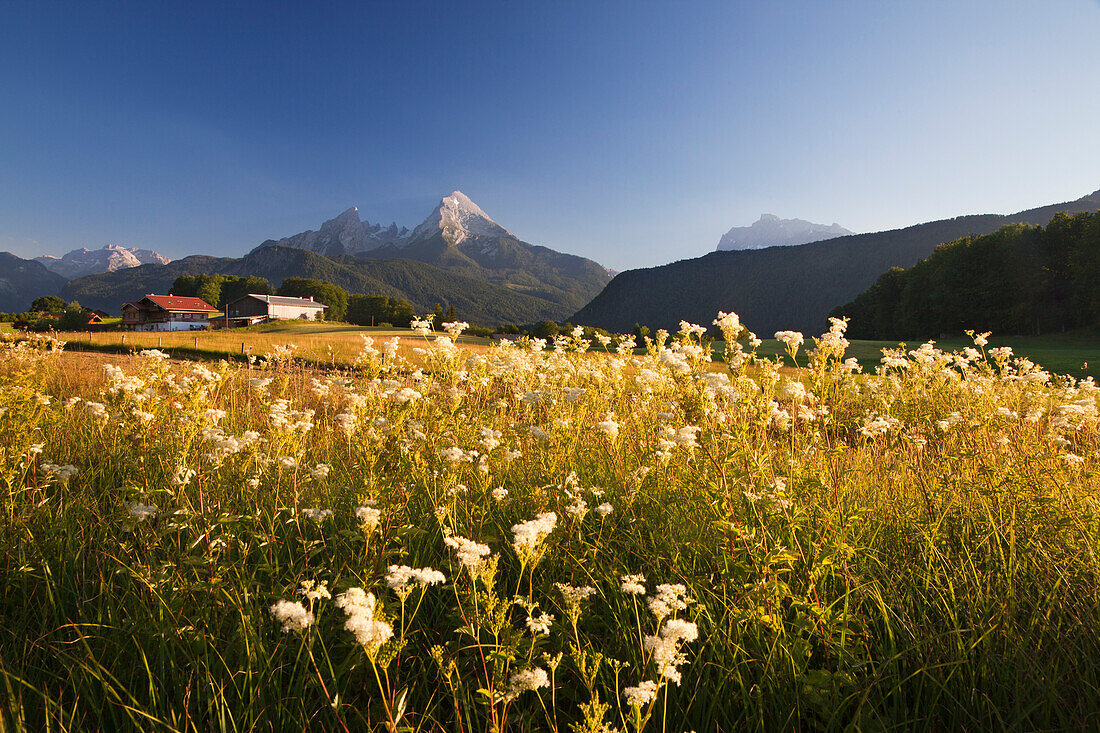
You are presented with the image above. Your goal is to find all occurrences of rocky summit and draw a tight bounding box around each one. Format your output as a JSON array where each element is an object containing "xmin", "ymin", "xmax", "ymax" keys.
[
  {"xmin": 716, "ymin": 214, "xmax": 853, "ymax": 251},
  {"xmin": 35, "ymin": 244, "xmax": 170, "ymax": 280}
]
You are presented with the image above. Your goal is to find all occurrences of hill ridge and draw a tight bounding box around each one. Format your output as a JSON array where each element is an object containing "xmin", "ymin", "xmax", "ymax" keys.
[{"xmin": 571, "ymin": 189, "xmax": 1100, "ymax": 335}]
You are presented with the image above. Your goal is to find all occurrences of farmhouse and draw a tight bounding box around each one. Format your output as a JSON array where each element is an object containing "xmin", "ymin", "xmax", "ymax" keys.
[
  {"xmin": 121, "ymin": 294, "xmax": 218, "ymax": 331},
  {"xmin": 223, "ymin": 294, "xmax": 327, "ymax": 326}
]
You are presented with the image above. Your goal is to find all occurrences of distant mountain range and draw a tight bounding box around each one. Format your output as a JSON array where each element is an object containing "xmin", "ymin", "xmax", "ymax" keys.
[
  {"xmin": 35, "ymin": 244, "xmax": 170, "ymax": 280},
  {"xmin": 5, "ymin": 191, "xmax": 611, "ymax": 325},
  {"xmin": 716, "ymin": 215, "xmax": 852, "ymax": 251},
  {"xmin": 572, "ymin": 188, "xmax": 1100, "ymax": 335},
  {"xmin": 7, "ymin": 188, "xmax": 1100, "ymax": 332},
  {"xmin": 55, "ymin": 247, "xmax": 573, "ymax": 325},
  {"xmin": 256, "ymin": 191, "xmax": 611, "ymax": 314}
]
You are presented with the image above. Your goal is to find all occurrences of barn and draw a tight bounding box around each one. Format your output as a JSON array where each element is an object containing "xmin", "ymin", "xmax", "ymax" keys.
[{"xmin": 224, "ymin": 294, "xmax": 327, "ymax": 326}]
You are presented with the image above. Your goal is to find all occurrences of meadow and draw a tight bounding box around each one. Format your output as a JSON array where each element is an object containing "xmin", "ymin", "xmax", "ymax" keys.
[
  {"xmin": 57, "ymin": 319, "xmax": 1100, "ymax": 381},
  {"xmin": 59, "ymin": 321, "xmax": 495, "ymax": 368},
  {"xmin": 2, "ymin": 316, "xmax": 1100, "ymax": 731}
]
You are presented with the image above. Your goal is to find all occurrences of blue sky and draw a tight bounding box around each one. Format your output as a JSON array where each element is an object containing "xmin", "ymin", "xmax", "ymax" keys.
[{"xmin": 2, "ymin": 0, "xmax": 1099, "ymax": 271}]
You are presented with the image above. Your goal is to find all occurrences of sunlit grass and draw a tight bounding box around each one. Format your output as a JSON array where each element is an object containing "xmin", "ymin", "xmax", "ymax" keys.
[
  {"xmin": 58, "ymin": 321, "xmax": 493, "ymax": 368},
  {"xmin": 2, "ymin": 319, "xmax": 1100, "ymax": 731}
]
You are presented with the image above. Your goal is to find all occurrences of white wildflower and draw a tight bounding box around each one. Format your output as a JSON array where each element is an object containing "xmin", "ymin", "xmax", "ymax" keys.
[
  {"xmin": 621, "ymin": 574, "xmax": 647, "ymax": 596},
  {"xmin": 623, "ymin": 680, "xmax": 660, "ymax": 707},
  {"xmin": 444, "ymin": 535, "xmax": 492, "ymax": 571},
  {"xmin": 356, "ymin": 505, "xmax": 382, "ymax": 534},
  {"xmin": 511, "ymin": 511, "xmax": 558, "ymax": 564},
  {"xmin": 774, "ymin": 331, "xmax": 804, "ymax": 351},
  {"xmin": 129, "ymin": 502, "xmax": 158, "ymax": 522},
  {"xmin": 335, "ymin": 588, "xmax": 392, "ymax": 657},
  {"xmin": 503, "ymin": 668, "xmax": 549, "ymax": 701},
  {"xmin": 386, "ymin": 565, "xmax": 446, "ymax": 599},
  {"xmin": 270, "ymin": 600, "xmax": 314, "ymax": 633},
  {"xmin": 85, "ymin": 401, "xmax": 109, "ymax": 421},
  {"xmin": 301, "ymin": 508, "xmax": 334, "ymax": 523},
  {"xmin": 596, "ymin": 419, "xmax": 619, "ymax": 439},
  {"xmin": 299, "ymin": 580, "xmax": 332, "ymax": 602},
  {"xmin": 566, "ymin": 497, "xmax": 589, "ymax": 521},
  {"xmin": 526, "ymin": 611, "xmax": 554, "ymax": 636},
  {"xmin": 647, "ymin": 583, "xmax": 694, "ymax": 622}
]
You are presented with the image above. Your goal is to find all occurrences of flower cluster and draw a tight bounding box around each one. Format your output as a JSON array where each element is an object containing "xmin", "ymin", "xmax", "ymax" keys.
[
  {"xmin": 511, "ymin": 511, "xmax": 558, "ymax": 565},
  {"xmin": 335, "ymin": 588, "xmax": 393, "ymax": 659}
]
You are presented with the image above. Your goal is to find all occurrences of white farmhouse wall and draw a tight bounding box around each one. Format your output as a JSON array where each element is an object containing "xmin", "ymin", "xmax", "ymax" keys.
[
  {"xmin": 269, "ymin": 304, "xmax": 321, "ymax": 320},
  {"xmin": 140, "ymin": 319, "xmax": 207, "ymax": 332}
]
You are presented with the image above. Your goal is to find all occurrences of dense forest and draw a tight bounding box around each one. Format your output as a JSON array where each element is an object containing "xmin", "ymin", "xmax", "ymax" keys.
[
  {"xmin": 170, "ymin": 274, "xmax": 274, "ymax": 309},
  {"xmin": 831, "ymin": 211, "xmax": 1100, "ymax": 339}
]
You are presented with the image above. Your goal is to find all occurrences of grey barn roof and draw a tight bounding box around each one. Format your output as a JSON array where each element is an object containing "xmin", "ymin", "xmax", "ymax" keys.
[{"xmin": 235, "ymin": 294, "xmax": 327, "ymax": 309}]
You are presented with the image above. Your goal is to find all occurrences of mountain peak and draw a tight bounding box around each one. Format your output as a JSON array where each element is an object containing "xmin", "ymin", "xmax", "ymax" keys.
[
  {"xmin": 411, "ymin": 191, "xmax": 513, "ymax": 244},
  {"xmin": 442, "ymin": 190, "xmax": 486, "ymax": 216},
  {"xmin": 33, "ymin": 243, "xmax": 170, "ymax": 280},
  {"xmin": 716, "ymin": 215, "xmax": 853, "ymax": 251},
  {"xmin": 330, "ymin": 207, "xmax": 361, "ymax": 226}
]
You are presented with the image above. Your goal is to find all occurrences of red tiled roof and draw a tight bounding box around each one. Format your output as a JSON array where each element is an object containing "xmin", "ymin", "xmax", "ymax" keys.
[{"xmin": 141, "ymin": 294, "xmax": 218, "ymax": 312}]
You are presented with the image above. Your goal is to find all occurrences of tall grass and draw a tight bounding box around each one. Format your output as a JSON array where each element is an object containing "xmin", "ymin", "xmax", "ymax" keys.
[{"xmin": 1, "ymin": 320, "xmax": 1099, "ymax": 731}]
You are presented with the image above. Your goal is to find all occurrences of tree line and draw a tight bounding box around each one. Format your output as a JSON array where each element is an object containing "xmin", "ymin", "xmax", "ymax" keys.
[
  {"xmin": 165, "ymin": 274, "xmax": 629, "ymax": 340},
  {"xmin": 831, "ymin": 211, "xmax": 1100, "ymax": 340},
  {"xmin": 7, "ymin": 296, "xmax": 98, "ymax": 331},
  {"xmin": 170, "ymin": 275, "xmax": 432, "ymax": 329}
]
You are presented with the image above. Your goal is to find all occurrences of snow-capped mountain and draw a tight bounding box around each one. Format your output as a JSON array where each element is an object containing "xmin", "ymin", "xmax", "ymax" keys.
[
  {"xmin": 254, "ymin": 191, "xmax": 612, "ymax": 313},
  {"xmin": 716, "ymin": 215, "xmax": 853, "ymax": 251},
  {"xmin": 35, "ymin": 244, "xmax": 171, "ymax": 280},
  {"xmin": 264, "ymin": 191, "xmax": 517, "ymax": 257},
  {"xmin": 269, "ymin": 206, "xmax": 410, "ymax": 258},
  {"xmin": 409, "ymin": 190, "xmax": 514, "ymax": 245}
]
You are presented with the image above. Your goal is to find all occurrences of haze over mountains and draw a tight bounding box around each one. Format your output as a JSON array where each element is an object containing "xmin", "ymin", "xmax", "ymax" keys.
[
  {"xmin": 716, "ymin": 215, "xmax": 852, "ymax": 251},
  {"xmin": 572, "ymin": 188, "xmax": 1100, "ymax": 336}
]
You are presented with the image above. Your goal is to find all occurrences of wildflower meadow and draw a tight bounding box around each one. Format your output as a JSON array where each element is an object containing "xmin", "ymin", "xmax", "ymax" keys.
[{"xmin": 2, "ymin": 315, "xmax": 1100, "ymax": 731}]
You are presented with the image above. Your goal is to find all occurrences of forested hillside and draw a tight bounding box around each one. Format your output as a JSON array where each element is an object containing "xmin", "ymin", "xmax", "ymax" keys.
[
  {"xmin": 0, "ymin": 253, "xmax": 68, "ymax": 313},
  {"xmin": 832, "ymin": 211, "xmax": 1100, "ymax": 339}
]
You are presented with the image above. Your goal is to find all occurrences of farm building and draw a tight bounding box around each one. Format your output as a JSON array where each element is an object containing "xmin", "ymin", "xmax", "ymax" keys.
[
  {"xmin": 224, "ymin": 294, "xmax": 327, "ymax": 326},
  {"xmin": 121, "ymin": 294, "xmax": 218, "ymax": 331}
]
